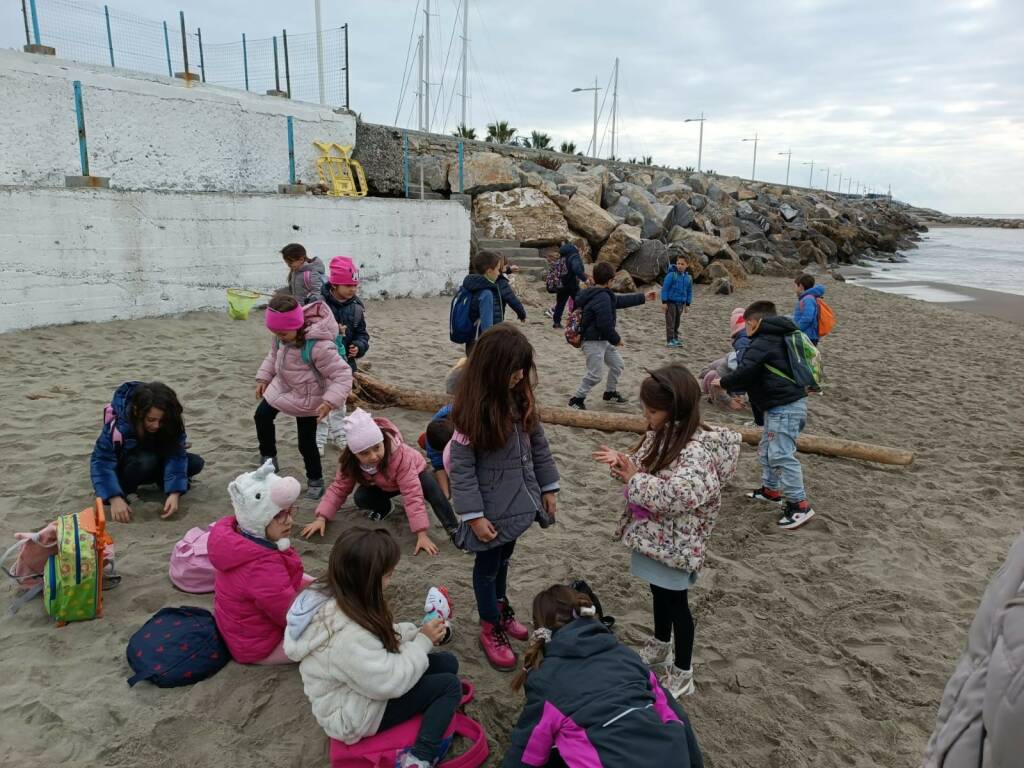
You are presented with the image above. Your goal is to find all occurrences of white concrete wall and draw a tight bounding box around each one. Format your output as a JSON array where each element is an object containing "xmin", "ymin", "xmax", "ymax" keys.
[
  {"xmin": 0, "ymin": 49, "xmax": 356, "ymax": 193},
  {"xmin": 0, "ymin": 187, "xmax": 469, "ymax": 333}
]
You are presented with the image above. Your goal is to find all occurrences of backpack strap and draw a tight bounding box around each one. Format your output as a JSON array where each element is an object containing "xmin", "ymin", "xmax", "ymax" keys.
[
  {"xmin": 440, "ymin": 713, "xmax": 489, "ymax": 767},
  {"xmin": 0, "ymin": 535, "xmax": 44, "ymax": 583},
  {"xmin": 7, "ymin": 582, "xmax": 44, "ymax": 615},
  {"xmin": 103, "ymin": 404, "xmax": 123, "ymax": 450},
  {"xmin": 765, "ymin": 363, "xmax": 795, "ymax": 384}
]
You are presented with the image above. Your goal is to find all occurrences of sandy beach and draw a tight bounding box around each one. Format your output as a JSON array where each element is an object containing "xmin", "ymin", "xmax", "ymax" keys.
[{"xmin": 2, "ymin": 274, "xmax": 1023, "ymax": 768}]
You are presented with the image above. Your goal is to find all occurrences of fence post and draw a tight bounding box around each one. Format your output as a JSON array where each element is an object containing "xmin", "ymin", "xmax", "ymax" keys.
[
  {"xmin": 344, "ymin": 24, "xmax": 350, "ymax": 109},
  {"xmin": 73, "ymin": 81, "xmax": 89, "ymax": 176},
  {"xmin": 403, "ymin": 131, "xmax": 409, "ymax": 199},
  {"xmin": 162, "ymin": 21, "xmax": 172, "ymax": 76},
  {"xmin": 282, "ymin": 29, "xmax": 292, "ymax": 98},
  {"xmin": 287, "ymin": 116, "xmax": 296, "ymax": 185},
  {"xmin": 197, "ymin": 27, "xmax": 205, "ymax": 82},
  {"xmin": 458, "ymin": 141, "xmax": 464, "ymax": 193},
  {"xmin": 272, "ymin": 36, "xmax": 281, "ymax": 92},
  {"xmin": 21, "ymin": 0, "xmax": 31, "ymax": 47},
  {"xmin": 104, "ymin": 5, "xmax": 114, "ymax": 67},
  {"xmin": 242, "ymin": 33, "xmax": 249, "ymax": 90},
  {"xmin": 28, "ymin": 0, "xmax": 41, "ymax": 46},
  {"xmin": 178, "ymin": 11, "xmax": 190, "ymax": 79}
]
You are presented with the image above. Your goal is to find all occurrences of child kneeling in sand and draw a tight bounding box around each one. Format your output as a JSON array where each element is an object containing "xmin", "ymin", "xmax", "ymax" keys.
[
  {"xmin": 504, "ymin": 584, "xmax": 704, "ymax": 767},
  {"xmin": 285, "ymin": 528, "xmax": 458, "ymax": 768},
  {"xmin": 208, "ymin": 460, "xmax": 313, "ymax": 664},
  {"xmin": 302, "ymin": 409, "xmax": 460, "ymax": 554},
  {"xmin": 594, "ymin": 364, "xmax": 740, "ymax": 698}
]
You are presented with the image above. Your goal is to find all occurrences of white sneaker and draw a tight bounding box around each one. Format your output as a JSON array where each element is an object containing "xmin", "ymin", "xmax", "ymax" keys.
[
  {"xmin": 660, "ymin": 665, "xmax": 695, "ymax": 697},
  {"xmin": 637, "ymin": 636, "xmax": 673, "ymax": 668},
  {"xmin": 396, "ymin": 750, "xmax": 432, "ymax": 768}
]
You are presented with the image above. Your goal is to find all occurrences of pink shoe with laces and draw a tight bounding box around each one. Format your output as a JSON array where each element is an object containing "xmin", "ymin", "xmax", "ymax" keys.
[
  {"xmin": 479, "ymin": 621, "xmax": 516, "ymax": 670},
  {"xmin": 498, "ymin": 598, "xmax": 530, "ymax": 641}
]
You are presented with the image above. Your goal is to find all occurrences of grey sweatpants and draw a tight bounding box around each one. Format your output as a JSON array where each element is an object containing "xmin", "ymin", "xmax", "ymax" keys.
[
  {"xmin": 575, "ymin": 340, "xmax": 624, "ymax": 399},
  {"xmin": 665, "ymin": 302, "xmax": 684, "ymax": 342}
]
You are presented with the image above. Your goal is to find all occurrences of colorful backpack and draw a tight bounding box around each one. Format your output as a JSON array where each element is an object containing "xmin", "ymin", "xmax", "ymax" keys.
[
  {"xmin": 767, "ymin": 330, "xmax": 823, "ymax": 389},
  {"xmin": 43, "ymin": 499, "xmax": 115, "ymax": 626},
  {"xmin": 126, "ymin": 606, "xmax": 230, "ymax": 688},
  {"xmin": 545, "ymin": 255, "xmax": 569, "ymax": 293},
  {"xmin": 329, "ymin": 681, "xmax": 489, "ymax": 768},
  {"xmin": 168, "ymin": 524, "xmax": 216, "ymax": 594},
  {"xmin": 817, "ymin": 298, "xmax": 836, "ymax": 338},
  {"xmin": 449, "ymin": 286, "xmax": 478, "ymax": 343},
  {"xmin": 274, "ymin": 335, "xmax": 348, "ymax": 371},
  {"xmin": 564, "ymin": 299, "xmax": 583, "ymax": 348}
]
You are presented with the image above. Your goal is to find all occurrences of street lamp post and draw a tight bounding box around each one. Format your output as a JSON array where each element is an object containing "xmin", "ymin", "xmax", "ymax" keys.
[
  {"xmin": 740, "ymin": 132, "xmax": 758, "ymax": 181},
  {"xmin": 684, "ymin": 113, "xmax": 706, "ymax": 172},
  {"xmin": 571, "ymin": 78, "xmax": 602, "ymax": 158},
  {"xmin": 778, "ymin": 148, "xmax": 792, "ymax": 186},
  {"xmin": 802, "ymin": 160, "xmax": 815, "ymax": 188},
  {"xmin": 820, "ymin": 166, "xmax": 830, "ymax": 192}
]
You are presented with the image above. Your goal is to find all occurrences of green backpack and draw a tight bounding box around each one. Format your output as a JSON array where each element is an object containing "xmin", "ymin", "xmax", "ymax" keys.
[
  {"xmin": 766, "ymin": 330, "xmax": 823, "ymax": 389},
  {"xmin": 275, "ymin": 336, "xmax": 347, "ymax": 373},
  {"xmin": 44, "ymin": 501, "xmax": 112, "ymax": 626}
]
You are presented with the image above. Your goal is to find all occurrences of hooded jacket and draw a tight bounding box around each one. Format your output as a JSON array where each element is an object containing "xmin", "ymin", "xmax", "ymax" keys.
[
  {"xmin": 616, "ymin": 427, "xmax": 741, "ymax": 573},
  {"xmin": 793, "ymin": 284, "xmax": 825, "ymax": 342},
  {"xmin": 661, "ymin": 265, "xmax": 693, "ymax": 305},
  {"xmin": 575, "ymin": 287, "xmax": 646, "ymax": 346},
  {"xmin": 284, "ymin": 589, "xmax": 433, "ymax": 744},
  {"xmin": 314, "ymin": 418, "xmax": 430, "ymax": 533},
  {"xmin": 498, "ymin": 274, "xmax": 527, "ymax": 321},
  {"xmin": 719, "ymin": 316, "xmax": 806, "ymax": 423},
  {"xmin": 503, "ymin": 619, "xmax": 704, "ymax": 768},
  {"xmin": 448, "ymin": 421, "xmax": 560, "ymax": 552},
  {"xmin": 208, "ymin": 515, "xmax": 305, "ymax": 663},
  {"xmin": 256, "ymin": 301, "xmax": 353, "ymax": 417},
  {"xmin": 286, "ymin": 257, "xmax": 326, "ymax": 305},
  {"xmin": 461, "ymin": 273, "xmax": 504, "ymax": 333},
  {"xmin": 922, "ymin": 532, "xmax": 1024, "ymax": 768},
  {"xmin": 321, "ymin": 285, "xmax": 370, "ymax": 372},
  {"xmin": 559, "ymin": 244, "xmax": 587, "ymax": 293},
  {"xmin": 90, "ymin": 381, "xmax": 190, "ymax": 502}
]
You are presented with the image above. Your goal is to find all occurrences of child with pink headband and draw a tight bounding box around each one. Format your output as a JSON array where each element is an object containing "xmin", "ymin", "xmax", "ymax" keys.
[{"xmin": 255, "ymin": 294, "xmax": 353, "ymax": 499}]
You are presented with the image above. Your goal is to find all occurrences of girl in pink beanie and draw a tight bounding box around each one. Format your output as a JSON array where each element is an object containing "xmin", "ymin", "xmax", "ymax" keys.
[{"xmin": 301, "ymin": 409, "xmax": 460, "ymax": 556}]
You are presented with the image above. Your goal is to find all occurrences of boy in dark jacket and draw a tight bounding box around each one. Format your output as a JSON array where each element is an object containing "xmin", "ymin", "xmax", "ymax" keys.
[
  {"xmin": 497, "ymin": 256, "xmax": 527, "ymax": 324},
  {"xmin": 661, "ymin": 257, "xmax": 693, "ymax": 347},
  {"xmin": 714, "ymin": 301, "xmax": 816, "ymax": 530},
  {"xmin": 552, "ymin": 242, "xmax": 588, "ymax": 328},
  {"xmin": 569, "ymin": 262, "xmax": 655, "ymax": 410},
  {"xmin": 460, "ymin": 250, "xmax": 504, "ymax": 356},
  {"xmin": 317, "ymin": 256, "xmax": 370, "ymax": 454}
]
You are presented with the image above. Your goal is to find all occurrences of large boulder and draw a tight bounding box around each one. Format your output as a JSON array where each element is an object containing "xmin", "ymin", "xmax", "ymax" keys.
[
  {"xmin": 450, "ymin": 153, "xmax": 520, "ymax": 194},
  {"xmin": 473, "ymin": 187, "xmax": 570, "ymax": 246},
  {"xmin": 607, "ymin": 196, "xmax": 632, "ymax": 220},
  {"xmin": 718, "ymin": 225, "xmax": 741, "ymax": 243},
  {"xmin": 711, "ymin": 277, "xmax": 734, "ymax": 295},
  {"xmin": 602, "ymin": 183, "xmax": 621, "ymax": 208},
  {"xmin": 566, "ymin": 174, "xmax": 603, "ymax": 205},
  {"xmin": 625, "ymin": 210, "xmax": 644, "ymax": 227},
  {"xmin": 522, "ymin": 172, "xmax": 559, "ymax": 198},
  {"xmin": 663, "ymin": 201, "xmax": 695, "ymax": 232},
  {"xmin": 779, "ymin": 202, "xmax": 800, "ymax": 222},
  {"xmin": 736, "ymin": 188, "xmax": 757, "ymax": 201},
  {"xmin": 687, "ymin": 174, "xmax": 709, "ymax": 194},
  {"xmin": 690, "ymin": 194, "xmax": 708, "ymax": 212},
  {"xmin": 596, "ymin": 224, "xmax": 643, "ymax": 267},
  {"xmin": 622, "ymin": 239, "xmax": 671, "ymax": 284},
  {"xmin": 609, "ymin": 270, "xmax": 637, "ymax": 293},
  {"xmin": 559, "ymin": 194, "xmax": 618, "ymax": 244},
  {"xmin": 567, "ymin": 230, "xmax": 593, "ymax": 263},
  {"xmin": 668, "ymin": 229, "xmax": 736, "ymax": 261},
  {"xmin": 411, "ymin": 155, "xmax": 450, "ymax": 192}
]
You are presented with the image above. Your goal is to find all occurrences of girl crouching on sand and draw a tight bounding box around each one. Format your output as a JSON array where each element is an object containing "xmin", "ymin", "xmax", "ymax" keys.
[
  {"xmin": 594, "ymin": 364, "xmax": 740, "ymax": 698},
  {"xmin": 301, "ymin": 408, "xmax": 460, "ymax": 555},
  {"xmin": 503, "ymin": 584, "xmax": 704, "ymax": 767},
  {"xmin": 285, "ymin": 528, "xmax": 459, "ymax": 768}
]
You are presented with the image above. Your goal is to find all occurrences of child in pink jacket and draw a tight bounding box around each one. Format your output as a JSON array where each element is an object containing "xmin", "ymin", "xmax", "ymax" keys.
[
  {"xmin": 255, "ymin": 294, "xmax": 353, "ymax": 500},
  {"xmin": 301, "ymin": 409, "xmax": 460, "ymax": 555},
  {"xmin": 209, "ymin": 460, "xmax": 314, "ymax": 664}
]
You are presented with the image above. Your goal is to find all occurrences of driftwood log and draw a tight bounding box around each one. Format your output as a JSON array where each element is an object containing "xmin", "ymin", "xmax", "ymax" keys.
[{"xmin": 353, "ymin": 373, "xmax": 914, "ymax": 467}]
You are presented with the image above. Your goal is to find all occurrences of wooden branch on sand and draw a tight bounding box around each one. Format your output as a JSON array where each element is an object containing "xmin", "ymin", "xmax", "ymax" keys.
[{"xmin": 353, "ymin": 373, "xmax": 914, "ymax": 467}]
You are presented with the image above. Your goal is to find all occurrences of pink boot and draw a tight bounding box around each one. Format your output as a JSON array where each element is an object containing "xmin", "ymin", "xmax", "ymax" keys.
[
  {"xmin": 479, "ymin": 621, "xmax": 516, "ymax": 670},
  {"xmin": 498, "ymin": 598, "xmax": 530, "ymax": 641}
]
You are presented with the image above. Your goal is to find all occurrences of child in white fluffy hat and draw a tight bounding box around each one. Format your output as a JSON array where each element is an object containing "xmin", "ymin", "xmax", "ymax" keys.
[{"xmin": 208, "ymin": 460, "xmax": 315, "ymax": 664}]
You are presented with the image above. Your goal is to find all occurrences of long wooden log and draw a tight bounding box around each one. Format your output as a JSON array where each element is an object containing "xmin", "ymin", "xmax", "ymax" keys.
[{"xmin": 352, "ymin": 373, "xmax": 914, "ymax": 466}]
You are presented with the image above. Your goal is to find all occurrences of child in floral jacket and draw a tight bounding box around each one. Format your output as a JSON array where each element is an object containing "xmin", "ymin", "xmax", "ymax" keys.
[{"xmin": 594, "ymin": 364, "xmax": 740, "ymax": 699}]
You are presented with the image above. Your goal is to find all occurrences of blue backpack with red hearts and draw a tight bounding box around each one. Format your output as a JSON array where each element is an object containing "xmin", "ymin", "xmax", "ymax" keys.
[{"xmin": 126, "ymin": 606, "xmax": 230, "ymax": 688}]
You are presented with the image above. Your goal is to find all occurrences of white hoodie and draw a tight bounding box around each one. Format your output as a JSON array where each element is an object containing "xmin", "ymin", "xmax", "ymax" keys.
[{"xmin": 284, "ymin": 589, "xmax": 433, "ymax": 743}]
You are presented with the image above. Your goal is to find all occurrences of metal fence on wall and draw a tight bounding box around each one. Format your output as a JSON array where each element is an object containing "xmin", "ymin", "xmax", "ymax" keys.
[{"xmin": 19, "ymin": 0, "xmax": 350, "ymax": 108}]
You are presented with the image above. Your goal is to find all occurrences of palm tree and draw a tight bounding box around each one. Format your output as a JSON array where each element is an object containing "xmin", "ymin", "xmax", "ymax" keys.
[
  {"xmin": 559, "ymin": 140, "xmax": 577, "ymax": 154},
  {"xmin": 529, "ymin": 131, "xmax": 552, "ymax": 150},
  {"xmin": 485, "ymin": 121, "xmax": 517, "ymax": 144},
  {"xmin": 642, "ymin": 155, "xmax": 654, "ymax": 166},
  {"xmin": 452, "ymin": 124, "xmax": 477, "ymax": 140}
]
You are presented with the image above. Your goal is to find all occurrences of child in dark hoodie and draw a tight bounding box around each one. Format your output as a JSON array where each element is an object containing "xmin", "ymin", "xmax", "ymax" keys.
[
  {"xmin": 568, "ymin": 262, "xmax": 655, "ymax": 410},
  {"xmin": 713, "ymin": 301, "xmax": 816, "ymax": 530},
  {"xmin": 497, "ymin": 256, "xmax": 527, "ymax": 324},
  {"xmin": 552, "ymin": 242, "xmax": 588, "ymax": 329},
  {"xmin": 459, "ymin": 250, "xmax": 504, "ymax": 356},
  {"xmin": 792, "ymin": 274, "xmax": 826, "ymax": 345},
  {"xmin": 281, "ymin": 243, "xmax": 326, "ymax": 305}
]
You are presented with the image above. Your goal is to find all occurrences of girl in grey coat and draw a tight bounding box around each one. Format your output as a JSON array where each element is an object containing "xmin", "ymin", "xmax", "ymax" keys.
[{"xmin": 448, "ymin": 325, "xmax": 560, "ymax": 671}]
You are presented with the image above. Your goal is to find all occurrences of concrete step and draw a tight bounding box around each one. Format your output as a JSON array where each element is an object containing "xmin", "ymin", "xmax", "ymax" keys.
[
  {"xmin": 492, "ymin": 246, "xmax": 541, "ymax": 262},
  {"xmin": 477, "ymin": 238, "xmax": 520, "ymax": 249}
]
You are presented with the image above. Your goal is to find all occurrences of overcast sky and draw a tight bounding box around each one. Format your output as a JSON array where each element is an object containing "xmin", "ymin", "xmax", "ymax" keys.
[{"xmin": 3, "ymin": 0, "xmax": 1023, "ymax": 213}]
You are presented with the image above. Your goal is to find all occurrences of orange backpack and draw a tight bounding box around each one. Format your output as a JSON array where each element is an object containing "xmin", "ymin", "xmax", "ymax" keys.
[{"xmin": 817, "ymin": 298, "xmax": 836, "ymax": 338}]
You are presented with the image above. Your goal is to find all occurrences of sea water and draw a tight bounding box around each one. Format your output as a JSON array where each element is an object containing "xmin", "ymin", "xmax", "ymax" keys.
[{"xmin": 861, "ymin": 223, "xmax": 1024, "ymax": 300}]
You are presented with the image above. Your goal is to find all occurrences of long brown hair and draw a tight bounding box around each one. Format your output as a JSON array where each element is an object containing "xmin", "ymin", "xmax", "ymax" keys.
[
  {"xmin": 268, "ymin": 294, "xmax": 307, "ymax": 345},
  {"xmin": 511, "ymin": 585, "xmax": 595, "ymax": 691},
  {"xmin": 338, "ymin": 423, "xmax": 396, "ymax": 480},
  {"xmin": 323, "ymin": 527, "xmax": 402, "ymax": 652},
  {"xmin": 451, "ymin": 325, "xmax": 538, "ymax": 452},
  {"xmin": 635, "ymin": 364, "xmax": 702, "ymax": 474},
  {"xmin": 130, "ymin": 381, "xmax": 185, "ymax": 456}
]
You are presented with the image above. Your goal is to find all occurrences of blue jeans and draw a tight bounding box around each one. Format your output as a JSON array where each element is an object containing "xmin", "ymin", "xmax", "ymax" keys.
[
  {"xmin": 759, "ymin": 399, "xmax": 807, "ymax": 503},
  {"xmin": 473, "ymin": 540, "xmax": 516, "ymax": 624}
]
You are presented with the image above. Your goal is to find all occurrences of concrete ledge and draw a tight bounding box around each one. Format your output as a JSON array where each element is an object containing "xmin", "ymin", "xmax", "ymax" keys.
[
  {"xmin": 65, "ymin": 175, "xmax": 110, "ymax": 189},
  {"xmin": 277, "ymin": 183, "xmax": 307, "ymax": 195},
  {"xmin": 23, "ymin": 44, "xmax": 56, "ymax": 56},
  {"xmin": 174, "ymin": 72, "xmax": 200, "ymax": 82}
]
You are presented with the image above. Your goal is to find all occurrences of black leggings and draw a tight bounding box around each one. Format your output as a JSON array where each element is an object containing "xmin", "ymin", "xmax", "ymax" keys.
[
  {"xmin": 651, "ymin": 584, "xmax": 695, "ymax": 671},
  {"xmin": 353, "ymin": 470, "xmax": 459, "ymax": 532},
  {"xmin": 254, "ymin": 399, "xmax": 322, "ymax": 481},
  {"xmin": 378, "ymin": 652, "xmax": 461, "ymax": 762}
]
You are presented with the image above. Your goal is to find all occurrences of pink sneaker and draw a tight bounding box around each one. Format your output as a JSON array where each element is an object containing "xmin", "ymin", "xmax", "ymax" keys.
[
  {"xmin": 498, "ymin": 598, "xmax": 530, "ymax": 641},
  {"xmin": 479, "ymin": 621, "xmax": 516, "ymax": 670}
]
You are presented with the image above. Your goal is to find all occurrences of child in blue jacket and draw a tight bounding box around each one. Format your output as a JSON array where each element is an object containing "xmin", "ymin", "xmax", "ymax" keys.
[
  {"xmin": 793, "ymin": 274, "xmax": 825, "ymax": 345},
  {"xmin": 661, "ymin": 257, "xmax": 693, "ymax": 347}
]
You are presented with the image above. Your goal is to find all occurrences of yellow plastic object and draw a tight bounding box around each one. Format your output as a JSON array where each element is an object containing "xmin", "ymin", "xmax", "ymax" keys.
[
  {"xmin": 227, "ymin": 288, "xmax": 262, "ymax": 320},
  {"xmin": 314, "ymin": 142, "xmax": 369, "ymax": 197}
]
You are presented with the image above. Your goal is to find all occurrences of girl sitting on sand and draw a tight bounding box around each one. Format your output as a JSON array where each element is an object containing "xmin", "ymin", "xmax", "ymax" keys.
[
  {"xmin": 255, "ymin": 294, "xmax": 353, "ymax": 500},
  {"xmin": 593, "ymin": 364, "xmax": 741, "ymax": 698},
  {"xmin": 91, "ymin": 380, "xmax": 204, "ymax": 523},
  {"xmin": 208, "ymin": 460, "xmax": 313, "ymax": 664},
  {"xmin": 448, "ymin": 325, "xmax": 560, "ymax": 671},
  {"xmin": 285, "ymin": 528, "xmax": 459, "ymax": 768},
  {"xmin": 301, "ymin": 408, "xmax": 459, "ymax": 555},
  {"xmin": 503, "ymin": 584, "xmax": 704, "ymax": 767}
]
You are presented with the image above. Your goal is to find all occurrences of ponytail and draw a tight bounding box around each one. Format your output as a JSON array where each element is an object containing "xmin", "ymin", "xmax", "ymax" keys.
[{"xmin": 510, "ymin": 585, "xmax": 596, "ymax": 691}]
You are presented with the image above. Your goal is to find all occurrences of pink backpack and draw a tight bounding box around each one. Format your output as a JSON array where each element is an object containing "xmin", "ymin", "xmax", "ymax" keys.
[
  {"xmin": 169, "ymin": 525, "xmax": 216, "ymax": 593},
  {"xmin": 329, "ymin": 681, "xmax": 489, "ymax": 768},
  {"xmin": 1, "ymin": 523, "xmax": 58, "ymax": 614}
]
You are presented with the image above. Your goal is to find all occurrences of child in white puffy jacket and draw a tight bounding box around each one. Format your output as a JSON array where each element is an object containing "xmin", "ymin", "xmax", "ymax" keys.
[{"xmin": 285, "ymin": 528, "xmax": 459, "ymax": 768}]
